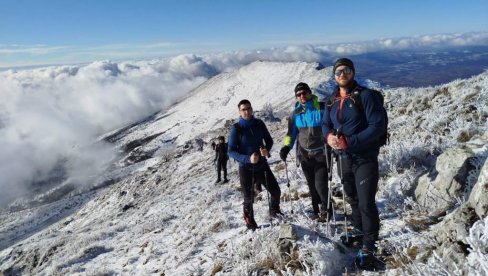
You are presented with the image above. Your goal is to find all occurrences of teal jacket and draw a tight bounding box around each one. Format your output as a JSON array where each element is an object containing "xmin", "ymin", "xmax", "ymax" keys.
[{"xmin": 284, "ymin": 94, "xmax": 325, "ymax": 151}]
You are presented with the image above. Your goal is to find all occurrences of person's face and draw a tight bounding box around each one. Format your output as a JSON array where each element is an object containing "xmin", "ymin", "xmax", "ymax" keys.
[
  {"xmin": 239, "ymin": 103, "xmax": 253, "ymax": 120},
  {"xmin": 334, "ymin": 65, "xmax": 354, "ymax": 87},
  {"xmin": 295, "ymin": 90, "xmax": 312, "ymax": 104}
]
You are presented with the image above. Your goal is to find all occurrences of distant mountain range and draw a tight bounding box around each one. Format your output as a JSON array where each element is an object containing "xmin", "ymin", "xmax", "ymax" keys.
[{"xmin": 345, "ymin": 45, "xmax": 488, "ymax": 88}]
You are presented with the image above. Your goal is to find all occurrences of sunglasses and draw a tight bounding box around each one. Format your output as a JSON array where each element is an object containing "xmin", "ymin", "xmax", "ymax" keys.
[
  {"xmin": 295, "ymin": 91, "xmax": 309, "ymax": 97},
  {"xmin": 334, "ymin": 67, "xmax": 353, "ymax": 76}
]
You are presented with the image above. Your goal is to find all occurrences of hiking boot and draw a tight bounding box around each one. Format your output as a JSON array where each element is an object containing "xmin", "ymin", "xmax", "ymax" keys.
[
  {"xmin": 269, "ymin": 208, "xmax": 283, "ymax": 218},
  {"xmin": 318, "ymin": 208, "xmax": 333, "ymax": 222},
  {"xmin": 355, "ymin": 247, "xmax": 375, "ymax": 268},
  {"xmin": 223, "ymin": 179, "xmax": 229, "ymax": 183},
  {"xmin": 309, "ymin": 213, "xmax": 320, "ymax": 220},
  {"xmin": 317, "ymin": 213, "xmax": 331, "ymax": 222},
  {"xmin": 243, "ymin": 205, "xmax": 258, "ymax": 230},
  {"xmin": 244, "ymin": 215, "xmax": 258, "ymax": 230},
  {"xmin": 269, "ymin": 195, "xmax": 282, "ymax": 218},
  {"xmin": 341, "ymin": 228, "xmax": 364, "ymax": 246},
  {"xmin": 215, "ymin": 179, "xmax": 221, "ymax": 184}
]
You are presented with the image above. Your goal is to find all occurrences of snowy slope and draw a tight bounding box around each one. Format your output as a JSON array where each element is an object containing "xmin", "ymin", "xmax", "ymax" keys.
[
  {"xmin": 1, "ymin": 61, "xmax": 487, "ymax": 275},
  {"xmin": 105, "ymin": 61, "xmax": 331, "ymax": 149}
]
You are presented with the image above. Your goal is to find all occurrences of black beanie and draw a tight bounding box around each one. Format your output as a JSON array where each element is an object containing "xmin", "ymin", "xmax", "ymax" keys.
[
  {"xmin": 333, "ymin": 58, "xmax": 355, "ymax": 74},
  {"xmin": 294, "ymin": 82, "xmax": 311, "ymax": 94}
]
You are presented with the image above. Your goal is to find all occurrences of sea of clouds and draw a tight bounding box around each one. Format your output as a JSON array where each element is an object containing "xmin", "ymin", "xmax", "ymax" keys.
[{"xmin": 1, "ymin": 32, "xmax": 487, "ymax": 206}]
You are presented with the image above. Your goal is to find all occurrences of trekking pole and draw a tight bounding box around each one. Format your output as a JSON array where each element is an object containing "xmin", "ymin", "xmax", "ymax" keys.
[
  {"xmin": 251, "ymin": 163, "xmax": 255, "ymax": 211},
  {"xmin": 284, "ymin": 159, "xmax": 293, "ymax": 214},
  {"xmin": 264, "ymin": 169, "xmax": 272, "ymax": 224},
  {"xmin": 326, "ymin": 148, "xmax": 334, "ymax": 234},
  {"xmin": 338, "ymin": 150, "xmax": 348, "ymax": 243},
  {"xmin": 329, "ymin": 155, "xmax": 335, "ymax": 224}
]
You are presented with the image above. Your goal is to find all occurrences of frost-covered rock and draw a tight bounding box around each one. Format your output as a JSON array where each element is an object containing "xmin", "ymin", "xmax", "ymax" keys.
[
  {"xmin": 415, "ymin": 147, "xmax": 474, "ymax": 214},
  {"xmin": 432, "ymin": 205, "xmax": 478, "ymax": 243},
  {"xmin": 428, "ymin": 205, "xmax": 477, "ymax": 274},
  {"xmin": 426, "ymin": 134, "xmax": 488, "ymax": 275},
  {"xmin": 467, "ymin": 148, "xmax": 488, "ymax": 219},
  {"xmin": 466, "ymin": 216, "xmax": 488, "ymax": 275}
]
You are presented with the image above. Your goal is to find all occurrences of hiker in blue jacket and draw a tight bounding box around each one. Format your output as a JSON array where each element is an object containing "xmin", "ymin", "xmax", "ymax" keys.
[
  {"xmin": 322, "ymin": 58, "xmax": 385, "ymax": 267},
  {"xmin": 279, "ymin": 82, "xmax": 332, "ymax": 221},
  {"xmin": 228, "ymin": 99, "xmax": 282, "ymax": 230}
]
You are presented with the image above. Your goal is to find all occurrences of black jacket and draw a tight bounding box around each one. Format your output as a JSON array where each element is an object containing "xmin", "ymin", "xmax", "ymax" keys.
[{"xmin": 214, "ymin": 143, "xmax": 228, "ymax": 161}]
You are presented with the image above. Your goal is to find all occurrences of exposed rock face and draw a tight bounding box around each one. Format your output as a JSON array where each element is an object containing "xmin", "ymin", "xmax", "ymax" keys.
[
  {"xmin": 425, "ymin": 133, "xmax": 488, "ymax": 274},
  {"xmin": 415, "ymin": 147, "xmax": 475, "ymax": 214},
  {"xmin": 467, "ymin": 152, "xmax": 488, "ymax": 219}
]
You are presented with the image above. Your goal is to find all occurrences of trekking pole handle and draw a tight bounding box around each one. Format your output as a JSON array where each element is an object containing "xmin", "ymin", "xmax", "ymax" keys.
[{"xmin": 335, "ymin": 129, "xmax": 342, "ymax": 137}]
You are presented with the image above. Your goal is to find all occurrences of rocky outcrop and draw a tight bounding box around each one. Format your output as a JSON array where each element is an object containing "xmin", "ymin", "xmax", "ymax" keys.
[
  {"xmin": 415, "ymin": 147, "xmax": 475, "ymax": 215},
  {"xmin": 467, "ymin": 148, "xmax": 488, "ymax": 219},
  {"xmin": 423, "ymin": 132, "xmax": 488, "ymax": 274}
]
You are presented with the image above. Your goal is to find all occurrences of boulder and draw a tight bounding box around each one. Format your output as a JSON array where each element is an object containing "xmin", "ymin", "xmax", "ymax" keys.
[
  {"xmin": 415, "ymin": 147, "xmax": 474, "ymax": 214},
  {"xmin": 431, "ymin": 205, "xmax": 478, "ymax": 245},
  {"xmin": 467, "ymin": 152, "xmax": 488, "ymax": 219},
  {"xmin": 278, "ymin": 223, "xmax": 298, "ymax": 263},
  {"xmin": 430, "ymin": 205, "xmax": 478, "ymax": 275}
]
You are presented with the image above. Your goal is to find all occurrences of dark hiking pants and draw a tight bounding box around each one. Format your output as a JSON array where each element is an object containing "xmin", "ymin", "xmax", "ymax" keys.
[
  {"xmin": 300, "ymin": 148, "xmax": 329, "ymax": 214},
  {"xmin": 216, "ymin": 159, "xmax": 228, "ymax": 181},
  {"xmin": 239, "ymin": 164, "xmax": 281, "ymax": 218},
  {"xmin": 338, "ymin": 152, "xmax": 380, "ymax": 250}
]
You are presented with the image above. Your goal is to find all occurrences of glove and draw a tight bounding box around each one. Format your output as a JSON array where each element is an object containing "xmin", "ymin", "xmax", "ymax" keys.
[
  {"xmin": 279, "ymin": 146, "xmax": 290, "ymax": 161},
  {"xmin": 338, "ymin": 135, "xmax": 348, "ymax": 150}
]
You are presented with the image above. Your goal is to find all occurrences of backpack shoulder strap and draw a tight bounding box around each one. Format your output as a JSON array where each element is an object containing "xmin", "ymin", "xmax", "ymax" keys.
[
  {"xmin": 350, "ymin": 85, "xmax": 365, "ymax": 112},
  {"xmin": 232, "ymin": 122, "xmax": 241, "ymax": 148},
  {"xmin": 325, "ymin": 90, "xmax": 339, "ymax": 109},
  {"xmin": 318, "ymin": 101, "xmax": 325, "ymax": 110},
  {"xmin": 254, "ymin": 118, "xmax": 266, "ymax": 131},
  {"xmin": 352, "ymin": 85, "xmax": 385, "ymax": 107}
]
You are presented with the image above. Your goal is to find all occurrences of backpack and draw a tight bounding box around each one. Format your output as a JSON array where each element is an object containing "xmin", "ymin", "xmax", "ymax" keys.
[
  {"xmin": 233, "ymin": 118, "xmax": 266, "ymax": 150},
  {"xmin": 350, "ymin": 86, "xmax": 390, "ymax": 147}
]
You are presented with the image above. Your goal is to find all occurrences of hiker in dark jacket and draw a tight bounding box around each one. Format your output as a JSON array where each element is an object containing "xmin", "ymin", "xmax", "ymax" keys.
[
  {"xmin": 279, "ymin": 82, "xmax": 332, "ymax": 221},
  {"xmin": 228, "ymin": 99, "xmax": 282, "ymax": 230},
  {"xmin": 322, "ymin": 58, "xmax": 385, "ymax": 267},
  {"xmin": 214, "ymin": 136, "xmax": 229, "ymax": 183}
]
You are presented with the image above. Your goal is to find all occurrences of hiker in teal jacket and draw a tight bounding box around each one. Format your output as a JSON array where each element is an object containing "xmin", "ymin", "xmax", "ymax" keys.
[{"xmin": 280, "ymin": 82, "xmax": 331, "ymax": 221}]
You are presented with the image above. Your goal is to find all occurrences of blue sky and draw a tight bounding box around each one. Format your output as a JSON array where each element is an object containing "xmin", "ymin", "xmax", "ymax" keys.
[{"xmin": 1, "ymin": 0, "xmax": 488, "ymax": 68}]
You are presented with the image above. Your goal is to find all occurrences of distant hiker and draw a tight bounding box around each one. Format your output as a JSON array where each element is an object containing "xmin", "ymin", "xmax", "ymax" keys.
[
  {"xmin": 228, "ymin": 99, "xmax": 282, "ymax": 230},
  {"xmin": 322, "ymin": 58, "xmax": 385, "ymax": 267},
  {"xmin": 214, "ymin": 136, "xmax": 229, "ymax": 183},
  {"xmin": 211, "ymin": 141, "xmax": 216, "ymax": 150},
  {"xmin": 196, "ymin": 138, "xmax": 204, "ymax": 151},
  {"xmin": 279, "ymin": 82, "xmax": 332, "ymax": 222}
]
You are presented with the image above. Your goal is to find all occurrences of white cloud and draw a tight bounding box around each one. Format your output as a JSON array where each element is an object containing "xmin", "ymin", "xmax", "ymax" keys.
[
  {"xmin": 3, "ymin": 31, "xmax": 488, "ymax": 69},
  {"xmin": 0, "ymin": 56, "xmax": 217, "ymax": 205},
  {"xmin": 0, "ymin": 44, "xmax": 68, "ymax": 55}
]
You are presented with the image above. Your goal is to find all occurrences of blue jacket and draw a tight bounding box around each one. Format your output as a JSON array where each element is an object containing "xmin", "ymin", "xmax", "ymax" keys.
[
  {"xmin": 284, "ymin": 94, "xmax": 325, "ymax": 151},
  {"xmin": 322, "ymin": 82, "xmax": 384, "ymax": 156},
  {"xmin": 228, "ymin": 116, "xmax": 273, "ymax": 171}
]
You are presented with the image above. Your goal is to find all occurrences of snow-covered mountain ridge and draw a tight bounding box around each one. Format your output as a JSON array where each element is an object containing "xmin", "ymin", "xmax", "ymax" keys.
[
  {"xmin": 104, "ymin": 61, "xmax": 331, "ymax": 148},
  {"xmin": 1, "ymin": 61, "xmax": 487, "ymax": 275}
]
